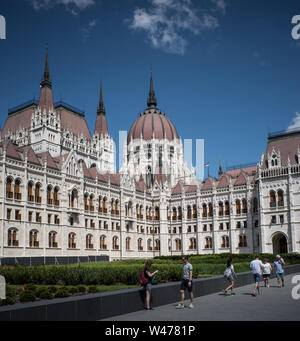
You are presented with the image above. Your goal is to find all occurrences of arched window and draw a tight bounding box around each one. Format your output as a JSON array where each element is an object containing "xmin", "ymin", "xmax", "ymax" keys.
[
  {"xmin": 6, "ymin": 177, "xmax": 13, "ymax": 199},
  {"xmin": 155, "ymin": 207, "xmax": 160, "ymax": 221},
  {"xmin": 70, "ymin": 189, "xmax": 78, "ymax": 208},
  {"xmin": 278, "ymin": 190, "xmax": 284, "ymax": 207},
  {"xmin": 221, "ymin": 236, "xmax": 229, "ymax": 248},
  {"xmin": 49, "ymin": 231, "xmax": 57, "ymax": 248},
  {"xmin": 208, "ymin": 203, "xmax": 213, "ymax": 217},
  {"xmin": 218, "ymin": 202, "xmax": 223, "ymax": 216},
  {"xmin": 239, "ymin": 235, "xmax": 247, "ymax": 247},
  {"xmin": 178, "ymin": 207, "xmax": 182, "ymax": 220},
  {"xmin": 115, "ymin": 200, "xmax": 119, "ymax": 215},
  {"xmin": 126, "ymin": 237, "xmax": 131, "ymax": 251},
  {"xmin": 112, "ymin": 236, "xmax": 119, "ymax": 250},
  {"xmin": 86, "ymin": 234, "xmax": 93, "ymax": 249},
  {"xmin": 84, "ymin": 193, "xmax": 89, "ymax": 211},
  {"xmin": 29, "ymin": 230, "xmax": 39, "ymax": 248},
  {"xmin": 147, "ymin": 239, "xmax": 152, "ymax": 251},
  {"xmin": 89, "ymin": 195, "xmax": 95, "ymax": 212},
  {"xmin": 236, "ymin": 199, "xmax": 241, "ymax": 215},
  {"xmin": 253, "ymin": 198, "xmax": 258, "ymax": 213},
  {"xmin": 68, "ymin": 233, "xmax": 76, "ymax": 248},
  {"xmin": 189, "ymin": 238, "xmax": 197, "ymax": 250},
  {"xmin": 187, "ymin": 205, "xmax": 192, "ymax": 220},
  {"xmin": 192, "ymin": 205, "xmax": 197, "ymax": 219},
  {"xmin": 225, "ymin": 201, "xmax": 230, "ymax": 216},
  {"xmin": 54, "ymin": 187, "xmax": 59, "ymax": 206},
  {"xmin": 100, "ymin": 235, "xmax": 107, "ymax": 250},
  {"xmin": 202, "ymin": 204, "xmax": 207, "ymax": 218},
  {"xmin": 47, "ymin": 185, "xmax": 53, "ymax": 205},
  {"xmin": 154, "ymin": 239, "xmax": 160, "ymax": 251},
  {"xmin": 205, "ymin": 237, "xmax": 213, "ymax": 249},
  {"xmin": 8, "ymin": 228, "xmax": 18, "ymax": 247},
  {"xmin": 270, "ymin": 190, "xmax": 276, "ymax": 208},
  {"xmin": 14, "ymin": 179, "xmax": 21, "ymax": 200},
  {"xmin": 175, "ymin": 239, "xmax": 182, "ymax": 251},
  {"xmin": 28, "ymin": 182, "xmax": 34, "ymax": 202},
  {"xmin": 98, "ymin": 196, "xmax": 102, "ymax": 213},
  {"xmin": 35, "ymin": 183, "xmax": 41, "ymax": 203},
  {"xmin": 138, "ymin": 238, "xmax": 143, "ymax": 251},
  {"xmin": 242, "ymin": 199, "xmax": 247, "ymax": 214}
]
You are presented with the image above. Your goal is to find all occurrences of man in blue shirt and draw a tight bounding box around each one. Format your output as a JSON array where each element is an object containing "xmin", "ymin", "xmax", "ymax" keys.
[{"xmin": 273, "ymin": 255, "xmax": 285, "ymax": 288}]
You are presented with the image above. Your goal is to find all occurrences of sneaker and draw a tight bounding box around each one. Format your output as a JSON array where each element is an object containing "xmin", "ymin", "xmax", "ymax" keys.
[
  {"xmin": 176, "ymin": 303, "xmax": 184, "ymax": 309},
  {"xmin": 231, "ymin": 292, "xmax": 236, "ymax": 295},
  {"xmin": 222, "ymin": 290, "xmax": 227, "ymax": 295},
  {"xmin": 189, "ymin": 303, "xmax": 194, "ymax": 309},
  {"xmin": 267, "ymin": 285, "xmax": 270, "ymax": 288}
]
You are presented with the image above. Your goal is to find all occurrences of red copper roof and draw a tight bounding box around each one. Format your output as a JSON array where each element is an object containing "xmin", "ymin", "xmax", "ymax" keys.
[
  {"xmin": 172, "ymin": 182, "xmax": 182, "ymax": 194},
  {"xmin": 38, "ymin": 86, "xmax": 54, "ymax": 113},
  {"xmin": 39, "ymin": 152, "xmax": 59, "ymax": 170},
  {"xmin": 6, "ymin": 142, "xmax": 22, "ymax": 160},
  {"xmin": 217, "ymin": 175, "xmax": 229, "ymax": 188},
  {"xmin": 263, "ymin": 132, "xmax": 300, "ymax": 168},
  {"xmin": 128, "ymin": 110, "xmax": 179, "ymax": 143},
  {"xmin": 2, "ymin": 108, "xmax": 34, "ymax": 136},
  {"xmin": 18, "ymin": 146, "xmax": 41, "ymax": 166},
  {"xmin": 94, "ymin": 113, "xmax": 109, "ymax": 137},
  {"xmin": 201, "ymin": 177, "xmax": 214, "ymax": 190},
  {"xmin": 58, "ymin": 108, "xmax": 91, "ymax": 139},
  {"xmin": 234, "ymin": 172, "xmax": 247, "ymax": 185}
]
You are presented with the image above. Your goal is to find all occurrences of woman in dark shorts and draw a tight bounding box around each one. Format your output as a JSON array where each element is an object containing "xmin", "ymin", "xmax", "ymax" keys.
[
  {"xmin": 143, "ymin": 260, "xmax": 159, "ymax": 310},
  {"xmin": 262, "ymin": 258, "xmax": 272, "ymax": 288}
]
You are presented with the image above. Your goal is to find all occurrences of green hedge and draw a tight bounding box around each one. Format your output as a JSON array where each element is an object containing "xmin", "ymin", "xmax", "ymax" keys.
[{"xmin": 0, "ymin": 253, "xmax": 299, "ymax": 287}]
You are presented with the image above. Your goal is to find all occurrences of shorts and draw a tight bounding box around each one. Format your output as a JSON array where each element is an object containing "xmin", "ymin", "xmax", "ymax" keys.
[
  {"xmin": 227, "ymin": 274, "xmax": 234, "ymax": 281},
  {"xmin": 276, "ymin": 272, "xmax": 284, "ymax": 279},
  {"xmin": 144, "ymin": 282, "xmax": 152, "ymax": 293},
  {"xmin": 253, "ymin": 274, "xmax": 261, "ymax": 283},
  {"xmin": 180, "ymin": 279, "xmax": 193, "ymax": 293},
  {"xmin": 263, "ymin": 274, "xmax": 270, "ymax": 278}
]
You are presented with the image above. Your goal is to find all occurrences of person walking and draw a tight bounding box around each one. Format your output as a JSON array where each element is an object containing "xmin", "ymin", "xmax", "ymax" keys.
[
  {"xmin": 223, "ymin": 258, "xmax": 237, "ymax": 295},
  {"xmin": 142, "ymin": 260, "xmax": 159, "ymax": 310},
  {"xmin": 273, "ymin": 255, "xmax": 285, "ymax": 288},
  {"xmin": 250, "ymin": 255, "xmax": 264, "ymax": 296},
  {"xmin": 176, "ymin": 256, "xmax": 194, "ymax": 309},
  {"xmin": 262, "ymin": 258, "xmax": 272, "ymax": 288}
]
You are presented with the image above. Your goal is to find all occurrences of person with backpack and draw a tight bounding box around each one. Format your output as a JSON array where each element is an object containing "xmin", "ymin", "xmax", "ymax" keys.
[
  {"xmin": 223, "ymin": 258, "xmax": 237, "ymax": 295},
  {"xmin": 273, "ymin": 255, "xmax": 285, "ymax": 288},
  {"xmin": 176, "ymin": 256, "xmax": 194, "ymax": 309},
  {"xmin": 140, "ymin": 260, "xmax": 159, "ymax": 310}
]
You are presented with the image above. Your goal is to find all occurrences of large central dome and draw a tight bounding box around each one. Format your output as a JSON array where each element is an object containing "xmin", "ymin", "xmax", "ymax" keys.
[{"xmin": 127, "ymin": 74, "xmax": 179, "ymax": 143}]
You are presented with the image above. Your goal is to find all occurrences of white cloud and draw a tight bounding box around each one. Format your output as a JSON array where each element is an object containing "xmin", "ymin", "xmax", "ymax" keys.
[
  {"xmin": 30, "ymin": 0, "xmax": 95, "ymax": 15},
  {"xmin": 287, "ymin": 112, "xmax": 300, "ymax": 131},
  {"xmin": 81, "ymin": 19, "xmax": 97, "ymax": 40},
  {"xmin": 127, "ymin": 0, "xmax": 222, "ymax": 55},
  {"xmin": 210, "ymin": 0, "xmax": 227, "ymax": 15}
]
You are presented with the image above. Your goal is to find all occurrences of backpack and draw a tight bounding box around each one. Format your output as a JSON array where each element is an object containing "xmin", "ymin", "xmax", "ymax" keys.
[
  {"xmin": 139, "ymin": 271, "xmax": 148, "ymax": 286},
  {"xmin": 224, "ymin": 266, "xmax": 232, "ymax": 278}
]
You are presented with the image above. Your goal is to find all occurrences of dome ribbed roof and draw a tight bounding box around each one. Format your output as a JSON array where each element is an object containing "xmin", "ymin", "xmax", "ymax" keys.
[{"xmin": 127, "ymin": 109, "xmax": 179, "ymax": 143}]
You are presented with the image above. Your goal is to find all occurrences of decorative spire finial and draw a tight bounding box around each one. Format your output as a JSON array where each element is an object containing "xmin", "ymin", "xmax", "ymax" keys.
[
  {"xmin": 97, "ymin": 82, "xmax": 106, "ymax": 115},
  {"xmin": 147, "ymin": 72, "xmax": 157, "ymax": 108},
  {"xmin": 40, "ymin": 46, "xmax": 52, "ymax": 88}
]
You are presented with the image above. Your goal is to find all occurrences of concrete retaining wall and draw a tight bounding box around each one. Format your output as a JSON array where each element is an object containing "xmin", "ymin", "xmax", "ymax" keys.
[{"xmin": 0, "ymin": 264, "xmax": 299, "ymax": 321}]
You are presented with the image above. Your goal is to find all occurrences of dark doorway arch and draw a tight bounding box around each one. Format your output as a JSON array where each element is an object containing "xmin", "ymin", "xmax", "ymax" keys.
[{"xmin": 272, "ymin": 233, "xmax": 288, "ymax": 254}]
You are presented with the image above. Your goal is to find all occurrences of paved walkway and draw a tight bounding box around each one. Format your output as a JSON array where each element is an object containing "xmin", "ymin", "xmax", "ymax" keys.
[{"xmin": 101, "ymin": 273, "xmax": 300, "ymax": 321}]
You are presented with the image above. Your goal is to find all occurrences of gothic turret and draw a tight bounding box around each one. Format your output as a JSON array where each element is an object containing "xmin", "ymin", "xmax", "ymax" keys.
[{"xmin": 38, "ymin": 48, "xmax": 54, "ymax": 112}]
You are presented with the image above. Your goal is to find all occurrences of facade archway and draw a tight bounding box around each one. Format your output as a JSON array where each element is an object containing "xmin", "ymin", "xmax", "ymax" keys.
[{"xmin": 272, "ymin": 233, "xmax": 288, "ymax": 254}]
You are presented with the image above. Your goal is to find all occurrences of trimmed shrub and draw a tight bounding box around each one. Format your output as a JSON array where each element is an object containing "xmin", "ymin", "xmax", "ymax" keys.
[
  {"xmin": 0, "ymin": 297, "xmax": 16, "ymax": 306},
  {"xmin": 68, "ymin": 286, "xmax": 79, "ymax": 294},
  {"xmin": 78, "ymin": 286, "xmax": 86, "ymax": 293},
  {"xmin": 88, "ymin": 286, "xmax": 98, "ymax": 293},
  {"xmin": 47, "ymin": 286, "xmax": 58, "ymax": 294},
  {"xmin": 39, "ymin": 289, "xmax": 53, "ymax": 300},
  {"xmin": 19, "ymin": 290, "xmax": 36, "ymax": 303},
  {"xmin": 54, "ymin": 288, "xmax": 69, "ymax": 298}
]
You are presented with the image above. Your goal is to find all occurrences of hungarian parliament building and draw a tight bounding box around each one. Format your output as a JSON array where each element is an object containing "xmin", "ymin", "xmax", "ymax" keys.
[{"xmin": 0, "ymin": 51, "xmax": 299, "ymax": 261}]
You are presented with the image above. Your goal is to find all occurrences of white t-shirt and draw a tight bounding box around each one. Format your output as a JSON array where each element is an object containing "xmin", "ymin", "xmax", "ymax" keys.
[
  {"xmin": 250, "ymin": 259, "xmax": 263, "ymax": 275},
  {"xmin": 262, "ymin": 263, "xmax": 271, "ymax": 275},
  {"xmin": 224, "ymin": 265, "xmax": 234, "ymax": 277}
]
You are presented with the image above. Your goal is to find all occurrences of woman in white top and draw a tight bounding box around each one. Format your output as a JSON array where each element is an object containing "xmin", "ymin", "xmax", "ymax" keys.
[{"xmin": 262, "ymin": 258, "xmax": 273, "ymax": 288}]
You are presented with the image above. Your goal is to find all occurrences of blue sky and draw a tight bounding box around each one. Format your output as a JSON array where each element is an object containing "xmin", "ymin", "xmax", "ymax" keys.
[{"xmin": 1, "ymin": 0, "xmax": 300, "ymax": 177}]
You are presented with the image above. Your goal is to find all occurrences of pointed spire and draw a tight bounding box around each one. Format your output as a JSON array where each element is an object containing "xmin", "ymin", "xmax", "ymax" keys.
[
  {"xmin": 94, "ymin": 82, "xmax": 109, "ymax": 137},
  {"xmin": 147, "ymin": 72, "xmax": 157, "ymax": 108},
  {"xmin": 97, "ymin": 82, "xmax": 106, "ymax": 115},
  {"xmin": 38, "ymin": 46, "xmax": 54, "ymax": 111},
  {"xmin": 218, "ymin": 159, "xmax": 223, "ymax": 177},
  {"xmin": 40, "ymin": 46, "xmax": 52, "ymax": 88}
]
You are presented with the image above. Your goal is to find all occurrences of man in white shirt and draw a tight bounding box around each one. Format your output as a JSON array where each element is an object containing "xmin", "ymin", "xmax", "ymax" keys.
[{"xmin": 250, "ymin": 256, "xmax": 264, "ymax": 296}]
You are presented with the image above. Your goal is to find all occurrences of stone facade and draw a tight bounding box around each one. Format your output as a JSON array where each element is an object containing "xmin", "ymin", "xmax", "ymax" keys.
[{"xmin": 0, "ymin": 52, "xmax": 299, "ymax": 260}]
